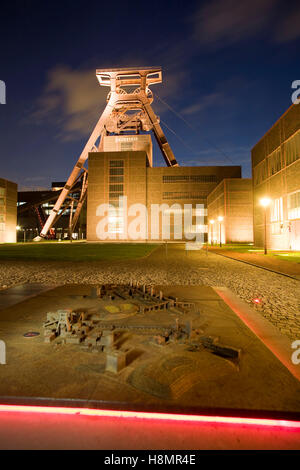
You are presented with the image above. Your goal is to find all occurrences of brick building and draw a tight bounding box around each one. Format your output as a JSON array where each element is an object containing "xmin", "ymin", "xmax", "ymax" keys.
[
  {"xmin": 207, "ymin": 178, "xmax": 253, "ymax": 244},
  {"xmin": 87, "ymin": 135, "xmax": 242, "ymax": 242},
  {"xmin": 0, "ymin": 178, "xmax": 17, "ymax": 243},
  {"xmin": 252, "ymin": 103, "xmax": 300, "ymax": 250}
]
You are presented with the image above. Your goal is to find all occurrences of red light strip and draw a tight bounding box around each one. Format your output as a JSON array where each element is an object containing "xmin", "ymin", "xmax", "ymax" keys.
[{"xmin": 0, "ymin": 404, "xmax": 299, "ymax": 429}]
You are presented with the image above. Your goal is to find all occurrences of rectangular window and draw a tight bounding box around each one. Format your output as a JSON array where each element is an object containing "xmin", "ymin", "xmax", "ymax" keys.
[
  {"xmin": 109, "ymin": 160, "xmax": 124, "ymax": 167},
  {"xmin": 108, "ymin": 160, "xmax": 125, "ymax": 234},
  {"xmin": 253, "ymin": 160, "xmax": 267, "ymax": 185},
  {"xmin": 109, "ymin": 176, "xmax": 124, "ymax": 183},
  {"xmin": 268, "ymin": 148, "xmax": 281, "ymax": 176},
  {"xmin": 109, "ymin": 184, "xmax": 123, "ymax": 192},
  {"xmin": 163, "ymin": 192, "xmax": 206, "ymax": 200},
  {"xmin": 162, "ymin": 175, "xmax": 217, "ymax": 183},
  {"xmin": 109, "ymin": 192, "xmax": 123, "ymax": 199},
  {"xmin": 288, "ymin": 190, "xmax": 300, "ymax": 220},
  {"xmin": 271, "ymin": 197, "xmax": 283, "ymax": 222},
  {"xmin": 120, "ymin": 142, "xmax": 133, "ymax": 151},
  {"xmin": 109, "ymin": 168, "xmax": 124, "ymax": 176},
  {"xmin": 285, "ymin": 132, "xmax": 300, "ymax": 166}
]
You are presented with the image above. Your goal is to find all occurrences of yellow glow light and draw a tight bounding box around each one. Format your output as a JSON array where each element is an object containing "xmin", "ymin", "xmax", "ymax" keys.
[{"xmin": 260, "ymin": 197, "xmax": 271, "ymax": 208}]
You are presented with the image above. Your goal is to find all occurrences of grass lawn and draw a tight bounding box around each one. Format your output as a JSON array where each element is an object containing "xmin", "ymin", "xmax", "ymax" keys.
[
  {"xmin": 209, "ymin": 244, "xmax": 263, "ymax": 253},
  {"xmin": 272, "ymin": 252, "xmax": 300, "ymax": 263},
  {"xmin": 0, "ymin": 242, "xmax": 158, "ymax": 261},
  {"xmin": 210, "ymin": 244, "xmax": 300, "ymax": 263}
]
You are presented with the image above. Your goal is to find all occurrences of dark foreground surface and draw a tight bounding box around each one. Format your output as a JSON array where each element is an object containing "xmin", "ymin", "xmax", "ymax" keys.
[{"xmin": 0, "ymin": 284, "xmax": 299, "ymax": 414}]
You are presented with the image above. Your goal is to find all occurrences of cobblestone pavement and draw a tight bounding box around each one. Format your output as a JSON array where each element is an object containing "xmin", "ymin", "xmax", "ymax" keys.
[{"xmin": 0, "ymin": 244, "xmax": 299, "ymax": 340}]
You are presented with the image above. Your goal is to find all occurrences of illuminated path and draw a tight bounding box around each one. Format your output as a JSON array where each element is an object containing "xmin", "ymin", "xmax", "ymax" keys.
[{"xmin": 0, "ymin": 403, "xmax": 299, "ymax": 449}]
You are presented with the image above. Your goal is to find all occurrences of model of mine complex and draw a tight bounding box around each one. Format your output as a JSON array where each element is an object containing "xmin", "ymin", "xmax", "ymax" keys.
[{"xmin": 43, "ymin": 283, "xmax": 240, "ymax": 374}]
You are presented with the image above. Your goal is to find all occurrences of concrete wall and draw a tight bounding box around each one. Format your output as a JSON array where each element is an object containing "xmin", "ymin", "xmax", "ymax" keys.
[
  {"xmin": 252, "ymin": 103, "xmax": 300, "ymax": 250},
  {"xmin": 0, "ymin": 178, "xmax": 17, "ymax": 243},
  {"xmin": 207, "ymin": 179, "xmax": 253, "ymax": 244}
]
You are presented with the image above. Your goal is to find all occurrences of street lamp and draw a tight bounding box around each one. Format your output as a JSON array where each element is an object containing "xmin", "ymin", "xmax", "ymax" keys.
[
  {"xmin": 209, "ymin": 220, "xmax": 214, "ymax": 245},
  {"xmin": 218, "ymin": 216, "xmax": 224, "ymax": 247},
  {"xmin": 260, "ymin": 197, "xmax": 271, "ymax": 255}
]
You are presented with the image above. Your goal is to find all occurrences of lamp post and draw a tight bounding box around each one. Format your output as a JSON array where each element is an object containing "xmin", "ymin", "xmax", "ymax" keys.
[
  {"xmin": 218, "ymin": 216, "xmax": 224, "ymax": 247},
  {"xmin": 209, "ymin": 220, "xmax": 214, "ymax": 245},
  {"xmin": 16, "ymin": 225, "xmax": 21, "ymax": 242},
  {"xmin": 260, "ymin": 197, "xmax": 271, "ymax": 255}
]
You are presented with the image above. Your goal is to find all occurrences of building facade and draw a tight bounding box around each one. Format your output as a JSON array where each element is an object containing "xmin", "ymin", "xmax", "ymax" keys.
[
  {"xmin": 252, "ymin": 103, "xmax": 300, "ymax": 250},
  {"xmin": 0, "ymin": 178, "xmax": 17, "ymax": 243},
  {"xmin": 87, "ymin": 135, "xmax": 242, "ymax": 242},
  {"xmin": 18, "ymin": 183, "xmax": 86, "ymax": 241},
  {"xmin": 207, "ymin": 178, "xmax": 253, "ymax": 244}
]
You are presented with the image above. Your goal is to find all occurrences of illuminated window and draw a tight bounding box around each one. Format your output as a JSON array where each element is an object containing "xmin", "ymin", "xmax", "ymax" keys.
[
  {"xmin": 288, "ymin": 190, "xmax": 300, "ymax": 220},
  {"xmin": 109, "ymin": 176, "xmax": 123, "ymax": 183},
  {"xmin": 285, "ymin": 132, "xmax": 300, "ymax": 166},
  {"xmin": 253, "ymin": 161, "xmax": 267, "ymax": 185},
  {"xmin": 109, "ymin": 168, "xmax": 124, "ymax": 176},
  {"xmin": 271, "ymin": 198, "xmax": 283, "ymax": 222},
  {"xmin": 109, "ymin": 160, "xmax": 124, "ymax": 167},
  {"xmin": 268, "ymin": 149, "xmax": 281, "ymax": 176},
  {"xmin": 109, "ymin": 184, "xmax": 123, "ymax": 192},
  {"xmin": 108, "ymin": 160, "xmax": 124, "ymax": 233}
]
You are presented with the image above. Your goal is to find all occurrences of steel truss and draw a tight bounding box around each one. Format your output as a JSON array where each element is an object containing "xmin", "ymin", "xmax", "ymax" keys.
[{"xmin": 38, "ymin": 67, "xmax": 178, "ymax": 239}]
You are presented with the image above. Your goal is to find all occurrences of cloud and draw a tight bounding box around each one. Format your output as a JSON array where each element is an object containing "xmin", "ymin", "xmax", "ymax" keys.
[
  {"xmin": 181, "ymin": 92, "xmax": 225, "ymax": 115},
  {"xmin": 182, "ymin": 145, "xmax": 251, "ymax": 171},
  {"xmin": 32, "ymin": 66, "xmax": 107, "ymax": 142},
  {"xmin": 273, "ymin": 5, "xmax": 300, "ymax": 43},
  {"xmin": 31, "ymin": 61, "xmax": 188, "ymax": 142},
  {"xmin": 192, "ymin": 0, "xmax": 277, "ymax": 48}
]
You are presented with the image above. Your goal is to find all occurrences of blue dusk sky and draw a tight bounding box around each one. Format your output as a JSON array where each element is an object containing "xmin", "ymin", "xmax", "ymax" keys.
[{"xmin": 0, "ymin": 0, "xmax": 299, "ymax": 189}]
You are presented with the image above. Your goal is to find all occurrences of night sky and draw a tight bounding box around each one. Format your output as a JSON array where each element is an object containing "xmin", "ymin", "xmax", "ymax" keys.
[{"xmin": 0, "ymin": 0, "xmax": 299, "ymax": 189}]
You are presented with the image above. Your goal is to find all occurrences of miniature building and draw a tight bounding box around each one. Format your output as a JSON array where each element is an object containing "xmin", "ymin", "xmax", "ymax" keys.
[
  {"xmin": 207, "ymin": 178, "xmax": 253, "ymax": 244},
  {"xmin": 0, "ymin": 178, "xmax": 17, "ymax": 243},
  {"xmin": 87, "ymin": 135, "xmax": 242, "ymax": 242},
  {"xmin": 252, "ymin": 103, "xmax": 300, "ymax": 250},
  {"xmin": 106, "ymin": 350, "xmax": 127, "ymax": 374}
]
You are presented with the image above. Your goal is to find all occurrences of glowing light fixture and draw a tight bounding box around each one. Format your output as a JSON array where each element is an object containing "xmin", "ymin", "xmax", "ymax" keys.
[
  {"xmin": 0, "ymin": 404, "xmax": 299, "ymax": 429},
  {"xmin": 209, "ymin": 220, "xmax": 214, "ymax": 246},
  {"xmin": 259, "ymin": 197, "xmax": 271, "ymax": 254},
  {"xmin": 260, "ymin": 197, "xmax": 271, "ymax": 208},
  {"xmin": 218, "ymin": 216, "xmax": 224, "ymax": 247}
]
